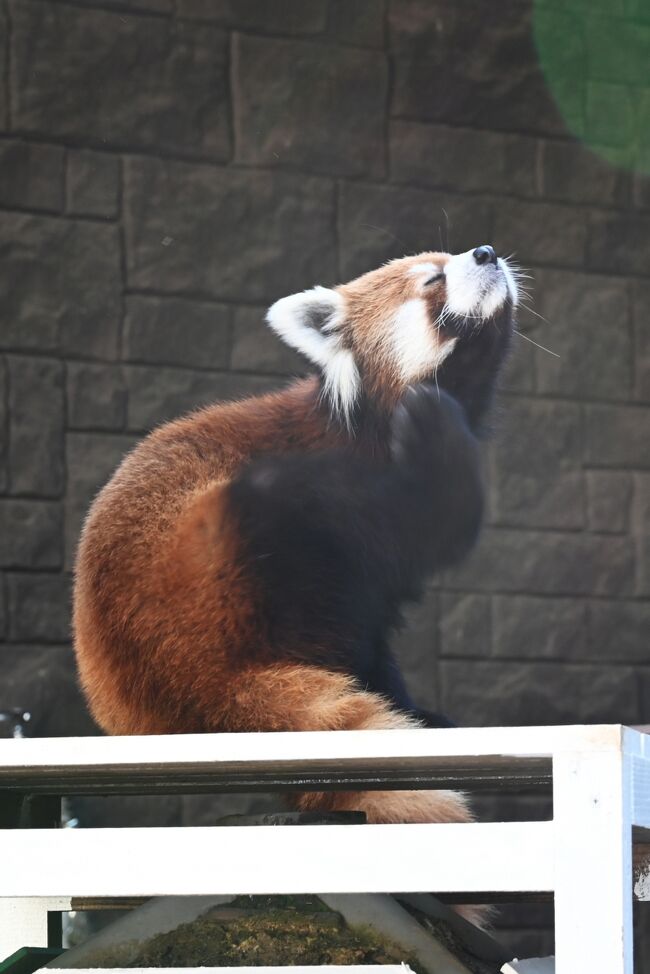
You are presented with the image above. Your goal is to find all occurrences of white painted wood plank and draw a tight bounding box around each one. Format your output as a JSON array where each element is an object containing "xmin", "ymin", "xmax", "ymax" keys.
[
  {"xmin": 631, "ymin": 755, "xmax": 650, "ymax": 829},
  {"xmin": 624, "ymin": 725, "xmax": 650, "ymax": 757},
  {"xmin": 0, "ymin": 896, "xmax": 70, "ymax": 957},
  {"xmin": 0, "ymin": 725, "xmax": 627, "ymax": 775},
  {"xmin": 0, "ymin": 726, "xmax": 633, "ymax": 800},
  {"xmin": 0, "ymin": 822, "xmax": 554, "ymax": 898},
  {"xmin": 553, "ymin": 751, "xmax": 633, "ymax": 974}
]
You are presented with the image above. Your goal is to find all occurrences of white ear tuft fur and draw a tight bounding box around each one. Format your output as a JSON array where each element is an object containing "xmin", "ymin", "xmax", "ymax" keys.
[
  {"xmin": 266, "ymin": 286, "xmax": 360, "ymax": 425},
  {"xmin": 321, "ymin": 346, "xmax": 360, "ymax": 426}
]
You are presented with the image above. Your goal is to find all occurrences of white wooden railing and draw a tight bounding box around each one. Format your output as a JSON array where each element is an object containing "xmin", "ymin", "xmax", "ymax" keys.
[{"xmin": 1, "ymin": 725, "xmax": 649, "ymax": 974}]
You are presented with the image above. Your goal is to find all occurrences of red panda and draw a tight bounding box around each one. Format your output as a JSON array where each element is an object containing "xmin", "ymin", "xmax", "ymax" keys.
[{"xmin": 73, "ymin": 246, "xmax": 517, "ymax": 885}]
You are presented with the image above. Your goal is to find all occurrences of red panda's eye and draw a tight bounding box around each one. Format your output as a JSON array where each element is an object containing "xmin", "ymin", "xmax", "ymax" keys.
[{"xmin": 424, "ymin": 273, "xmax": 443, "ymax": 285}]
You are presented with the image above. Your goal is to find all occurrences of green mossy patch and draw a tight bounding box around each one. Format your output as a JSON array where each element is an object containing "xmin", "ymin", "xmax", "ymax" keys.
[{"xmin": 78, "ymin": 896, "xmax": 424, "ymax": 971}]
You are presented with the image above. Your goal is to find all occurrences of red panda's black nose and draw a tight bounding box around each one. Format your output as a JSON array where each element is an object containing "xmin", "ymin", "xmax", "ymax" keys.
[{"xmin": 473, "ymin": 245, "xmax": 497, "ymax": 266}]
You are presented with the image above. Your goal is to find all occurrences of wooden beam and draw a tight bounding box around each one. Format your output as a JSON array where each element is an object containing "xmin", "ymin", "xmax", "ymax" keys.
[
  {"xmin": 0, "ymin": 725, "xmax": 629, "ymax": 796},
  {"xmin": 0, "ymin": 821, "xmax": 555, "ymax": 898}
]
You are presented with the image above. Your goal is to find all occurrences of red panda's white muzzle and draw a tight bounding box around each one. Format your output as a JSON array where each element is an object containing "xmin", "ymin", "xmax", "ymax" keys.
[{"xmin": 444, "ymin": 246, "xmax": 519, "ymax": 322}]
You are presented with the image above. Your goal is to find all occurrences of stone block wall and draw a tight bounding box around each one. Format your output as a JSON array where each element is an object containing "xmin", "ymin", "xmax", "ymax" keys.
[{"xmin": 0, "ymin": 0, "xmax": 649, "ymax": 956}]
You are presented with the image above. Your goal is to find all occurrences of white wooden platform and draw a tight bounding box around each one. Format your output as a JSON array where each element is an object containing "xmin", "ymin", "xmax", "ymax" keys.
[{"xmin": 1, "ymin": 724, "xmax": 649, "ymax": 974}]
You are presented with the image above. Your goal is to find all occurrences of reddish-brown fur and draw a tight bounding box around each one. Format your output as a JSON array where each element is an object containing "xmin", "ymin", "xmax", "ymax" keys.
[
  {"xmin": 75, "ymin": 252, "xmax": 456, "ymax": 738},
  {"xmin": 74, "ymin": 253, "xmax": 489, "ymax": 925},
  {"xmin": 75, "ymin": 377, "xmax": 342, "ymax": 735}
]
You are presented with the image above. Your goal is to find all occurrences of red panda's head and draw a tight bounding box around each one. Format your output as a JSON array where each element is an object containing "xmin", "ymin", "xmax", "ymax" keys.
[{"xmin": 267, "ymin": 247, "xmax": 519, "ymax": 430}]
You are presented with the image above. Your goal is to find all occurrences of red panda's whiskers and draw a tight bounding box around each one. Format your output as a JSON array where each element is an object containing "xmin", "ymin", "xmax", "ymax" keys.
[
  {"xmin": 518, "ymin": 303, "xmax": 552, "ymax": 328},
  {"xmin": 359, "ymin": 224, "xmax": 407, "ymax": 249},
  {"xmin": 514, "ymin": 328, "xmax": 560, "ymax": 358}
]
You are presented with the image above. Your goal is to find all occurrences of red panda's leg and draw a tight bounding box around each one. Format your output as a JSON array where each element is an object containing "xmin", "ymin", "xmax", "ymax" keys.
[{"xmin": 218, "ymin": 663, "xmax": 488, "ymax": 928}]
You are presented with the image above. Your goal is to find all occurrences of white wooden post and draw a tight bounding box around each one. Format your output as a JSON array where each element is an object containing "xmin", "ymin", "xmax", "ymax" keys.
[
  {"xmin": 553, "ymin": 747, "xmax": 633, "ymax": 974},
  {"xmin": 0, "ymin": 896, "xmax": 70, "ymax": 957}
]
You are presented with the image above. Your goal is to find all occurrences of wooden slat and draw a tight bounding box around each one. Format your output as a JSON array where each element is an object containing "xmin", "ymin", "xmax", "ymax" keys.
[
  {"xmin": 0, "ymin": 725, "xmax": 629, "ymax": 796},
  {"xmin": 0, "ymin": 821, "xmax": 555, "ymax": 898},
  {"xmin": 0, "ymin": 763, "xmax": 551, "ymax": 795}
]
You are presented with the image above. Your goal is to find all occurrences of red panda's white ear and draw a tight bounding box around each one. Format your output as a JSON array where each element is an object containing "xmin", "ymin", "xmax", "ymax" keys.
[{"xmin": 266, "ymin": 286, "xmax": 360, "ymax": 425}]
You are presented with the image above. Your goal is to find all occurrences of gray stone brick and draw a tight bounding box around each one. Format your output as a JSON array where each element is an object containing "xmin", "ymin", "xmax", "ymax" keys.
[
  {"xmin": 0, "ymin": 500, "xmax": 62, "ymax": 569},
  {"xmin": 339, "ymin": 182, "xmax": 491, "ymax": 280},
  {"xmin": 586, "ymin": 471, "xmax": 633, "ymax": 533},
  {"xmin": 389, "ymin": 588, "xmax": 438, "ymax": 710},
  {"xmin": 389, "ymin": 121, "xmax": 537, "ymax": 198},
  {"xmin": 124, "ymin": 296, "xmax": 231, "ymax": 370},
  {"xmin": 65, "ymin": 433, "xmax": 138, "ymax": 570},
  {"xmin": 632, "ymin": 473, "xmax": 650, "ymax": 596},
  {"xmin": 532, "ymin": 269, "xmax": 632, "ymax": 400},
  {"xmin": 6, "ymin": 572, "xmax": 71, "ymax": 643},
  {"xmin": 124, "ymin": 157, "xmax": 336, "ymax": 302},
  {"xmin": 502, "ymin": 134, "xmax": 541, "ymax": 200},
  {"xmin": 325, "ymin": 0, "xmax": 385, "ymax": 48},
  {"xmin": 633, "ymin": 282, "xmax": 650, "ymax": 401},
  {"xmin": 69, "ymin": 0, "xmax": 171, "ymax": 11},
  {"xmin": 230, "ymin": 306, "xmax": 306, "ymax": 375},
  {"xmin": 233, "ymin": 34, "xmax": 387, "ymax": 178},
  {"xmin": 125, "ymin": 365, "xmax": 278, "ymax": 433},
  {"xmin": 588, "ymin": 600, "xmax": 650, "ymax": 662},
  {"xmin": 439, "ymin": 659, "xmax": 640, "ymax": 727},
  {"xmin": 177, "ymin": 0, "xmax": 327, "ymax": 32},
  {"xmin": 10, "ymin": 2, "xmax": 230, "ymax": 160},
  {"xmin": 585, "ymin": 403, "xmax": 650, "ymax": 468},
  {"xmin": 499, "ymin": 336, "xmax": 536, "ymax": 394},
  {"xmin": 8, "ymin": 357, "xmax": 64, "ymax": 498},
  {"xmin": 67, "ymin": 363, "xmax": 127, "ymax": 431},
  {"xmin": 0, "ymin": 141, "xmax": 65, "ymax": 212},
  {"xmin": 389, "ymin": 0, "xmax": 576, "ymax": 136},
  {"xmin": 492, "ymin": 397, "xmax": 584, "ymax": 530},
  {"xmin": 0, "ymin": 644, "xmax": 96, "ymax": 737},
  {"xmin": 637, "ymin": 534, "xmax": 650, "ymax": 597},
  {"xmin": 491, "ymin": 594, "xmax": 587, "ymax": 659},
  {"xmin": 0, "ymin": 358, "xmax": 7, "ymax": 494},
  {"xmin": 0, "ymin": 7, "xmax": 6, "ymax": 130},
  {"xmin": 634, "ymin": 473, "xmax": 650, "ymax": 532},
  {"xmin": 67, "ymin": 151, "xmax": 120, "ymax": 220},
  {"xmin": 444, "ymin": 527, "xmax": 635, "ymax": 597},
  {"xmin": 494, "ymin": 199, "xmax": 588, "ymax": 268},
  {"xmin": 439, "ymin": 593, "xmax": 491, "ymax": 658},
  {"xmin": 634, "ymin": 170, "xmax": 650, "ymax": 212},
  {"xmin": 540, "ymin": 138, "xmax": 629, "ymax": 207},
  {"xmin": 587, "ymin": 212, "xmax": 650, "ymax": 276},
  {"xmin": 0, "ymin": 575, "xmax": 5, "ymax": 640},
  {"xmin": 0, "ymin": 214, "xmax": 120, "ymax": 359}
]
